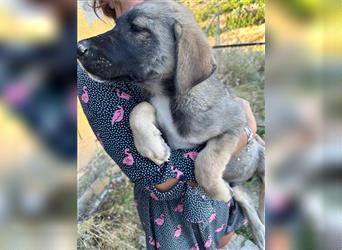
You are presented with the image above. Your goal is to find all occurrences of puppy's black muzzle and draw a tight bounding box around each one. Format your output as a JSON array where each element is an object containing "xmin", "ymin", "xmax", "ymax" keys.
[
  {"xmin": 77, "ymin": 36, "xmax": 116, "ymax": 80},
  {"xmin": 77, "ymin": 32, "xmax": 140, "ymax": 82},
  {"xmin": 77, "ymin": 40, "xmax": 90, "ymax": 58}
]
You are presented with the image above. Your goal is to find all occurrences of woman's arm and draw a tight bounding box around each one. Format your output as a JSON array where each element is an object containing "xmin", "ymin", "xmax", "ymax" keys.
[
  {"xmin": 78, "ymin": 66, "xmax": 260, "ymax": 196},
  {"xmin": 78, "ymin": 66, "xmax": 199, "ymax": 194}
]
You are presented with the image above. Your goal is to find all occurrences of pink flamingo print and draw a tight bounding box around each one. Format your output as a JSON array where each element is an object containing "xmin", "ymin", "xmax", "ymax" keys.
[
  {"xmin": 227, "ymin": 200, "xmax": 232, "ymax": 208},
  {"xmin": 148, "ymin": 236, "xmax": 155, "ymax": 246},
  {"xmin": 156, "ymin": 242, "xmax": 161, "ymax": 249},
  {"xmin": 191, "ymin": 243, "xmax": 200, "ymax": 250},
  {"xmin": 243, "ymin": 218, "xmax": 249, "ymax": 225},
  {"xmin": 150, "ymin": 192, "xmax": 159, "ymax": 201},
  {"xmin": 209, "ymin": 212, "xmax": 217, "ymax": 223},
  {"xmin": 111, "ymin": 106, "xmax": 124, "ymax": 126},
  {"xmin": 183, "ymin": 151, "xmax": 198, "ymax": 161},
  {"xmin": 174, "ymin": 225, "xmax": 182, "ymax": 238},
  {"xmin": 204, "ymin": 235, "xmax": 213, "ymax": 248},
  {"xmin": 81, "ymin": 86, "xmax": 89, "ymax": 103},
  {"xmin": 123, "ymin": 148, "xmax": 134, "ymax": 166},
  {"xmin": 115, "ymin": 88, "xmax": 131, "ymax": 100},
  {"xmin": 154, "ymin": 214, "xmax": 165, "ymax": 226},
  {"xmin": 174, "ymin": 202, "xmax": 184, "ymax": 213},
  {"xmin": 215, "ymin": 224, "xmax": 226, "ymax": 233},
  {"xmin": 171, "ymin": 166, "xmax": 184, "ymax": 180}
]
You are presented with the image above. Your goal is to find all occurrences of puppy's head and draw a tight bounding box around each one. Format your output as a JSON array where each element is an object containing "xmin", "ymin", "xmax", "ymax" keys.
[{"xmin": 77, "ymin": 0, "xmax": 216, "ymax": 94}]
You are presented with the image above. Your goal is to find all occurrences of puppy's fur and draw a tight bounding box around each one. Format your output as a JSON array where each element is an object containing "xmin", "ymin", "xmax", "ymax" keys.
[{"xmin": 78, "ymin": 1, "xmax": 265, "ymax": 248}]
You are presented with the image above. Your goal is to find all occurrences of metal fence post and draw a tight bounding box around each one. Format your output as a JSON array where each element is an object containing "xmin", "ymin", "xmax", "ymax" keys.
[{"xmin": 215, "ymin": 14, "xmax": 221, "ymax": 45}]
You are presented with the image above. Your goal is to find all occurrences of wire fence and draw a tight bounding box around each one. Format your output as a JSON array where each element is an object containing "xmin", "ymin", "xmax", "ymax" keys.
[
  {"xmin": 203, "ymin": 13, "xmax": 265, "ymax": 49},
  {"xmin": 213, "ymin": 42, "xmax": 265, "ymax": 49}
]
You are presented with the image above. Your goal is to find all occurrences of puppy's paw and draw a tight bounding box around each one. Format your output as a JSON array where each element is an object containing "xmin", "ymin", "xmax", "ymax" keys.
[
  {"xmin": 134, "ymin": 127, "xmax": 171, "ymax": 166},
  {"xmin": 143, "ymin": 136, "xmax": 171, "ymax": 166}
]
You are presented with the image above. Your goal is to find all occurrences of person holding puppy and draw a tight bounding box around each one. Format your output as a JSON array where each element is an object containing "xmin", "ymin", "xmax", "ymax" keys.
[{"xmin": 78, "ymin": 0, "xmax": 261, "ymax": 249}]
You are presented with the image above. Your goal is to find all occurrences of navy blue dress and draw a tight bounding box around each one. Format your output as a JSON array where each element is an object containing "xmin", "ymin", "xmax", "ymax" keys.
[{"xmin": 78, "ymin": 66, "xmax": 246, "ymax": 250}]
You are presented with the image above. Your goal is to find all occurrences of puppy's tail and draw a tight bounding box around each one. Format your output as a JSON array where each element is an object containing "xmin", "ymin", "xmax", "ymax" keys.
[{"xmin": 256, "ymin": 143, "xmax": 265, "ymax": 224}]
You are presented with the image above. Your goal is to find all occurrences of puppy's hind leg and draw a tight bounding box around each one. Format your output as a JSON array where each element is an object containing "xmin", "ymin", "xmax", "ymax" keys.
[
  {"xmin": 195, "ymin": 133, "xmax": 239, "ymax": 202},
  {"xmin": 232, "ymin": 185, "xmax": 265, "ymax": 250}
]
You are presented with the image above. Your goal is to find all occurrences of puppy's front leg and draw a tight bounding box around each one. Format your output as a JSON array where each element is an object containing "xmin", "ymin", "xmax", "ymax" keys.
[
  {"xmin": 195, "ymin": 133, "xmax": 239, "ymax": 202},
  {"xmin": 130, "ymin": 102, "xmax": 171, "ymax": 165}
]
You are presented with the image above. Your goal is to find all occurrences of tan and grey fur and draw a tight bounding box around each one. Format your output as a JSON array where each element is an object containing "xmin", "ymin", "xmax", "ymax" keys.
[{"xmin": 77, "ymin": 0, "xmax": 265, "ymax": 248}]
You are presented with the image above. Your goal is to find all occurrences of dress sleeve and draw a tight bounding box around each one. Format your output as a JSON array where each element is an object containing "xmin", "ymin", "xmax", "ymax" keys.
[{"xmin": 78, "ymin": 66, "xmax": 202, "ymax": 194}]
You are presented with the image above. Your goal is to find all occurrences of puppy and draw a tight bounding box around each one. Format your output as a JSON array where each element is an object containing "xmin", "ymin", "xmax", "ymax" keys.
[{"xmin": 77, "ymin": 1, "xmax": 265, "ymax": 248}]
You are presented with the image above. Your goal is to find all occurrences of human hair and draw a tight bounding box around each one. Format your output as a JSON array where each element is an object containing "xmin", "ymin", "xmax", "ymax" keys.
[{"xmin": 92, "ymin": 0, "xmax": 117, "ymax": 20}]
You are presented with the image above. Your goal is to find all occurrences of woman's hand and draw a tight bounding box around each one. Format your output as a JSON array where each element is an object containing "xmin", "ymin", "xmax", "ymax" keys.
[
  {"xmin": 156, "ymin": 178, "xmax": 178, "ymax": 192},
  {"xmin": 233, "ymin": 97, "xmax": 258, "ymax": 155}
]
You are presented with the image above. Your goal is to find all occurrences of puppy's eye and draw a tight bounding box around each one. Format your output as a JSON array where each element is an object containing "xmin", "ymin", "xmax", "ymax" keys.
[{"xmin": 131, "ymin": 24, "xmax": 144, "ymax": 33}]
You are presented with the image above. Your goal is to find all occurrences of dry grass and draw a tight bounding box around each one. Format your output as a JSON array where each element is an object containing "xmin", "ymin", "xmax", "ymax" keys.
[
  {"xmin": 216, "ymin": 46, "xmax": 265, "ymax": 125},
  {"xmin": 208, "ymin": 24, "xmax": 265, "ymax": 45},
  {"xmin": 78, "ymin": 173, "xmax": 144, "ymax": 250}
]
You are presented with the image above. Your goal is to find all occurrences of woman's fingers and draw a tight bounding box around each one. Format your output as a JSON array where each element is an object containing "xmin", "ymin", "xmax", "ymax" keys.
[{"xmin": 238, "ymin": 97, "xmax": 257, "ymax": 135}]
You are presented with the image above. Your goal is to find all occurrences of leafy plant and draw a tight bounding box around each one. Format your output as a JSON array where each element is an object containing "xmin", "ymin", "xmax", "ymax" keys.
[{"xmin": 180, "ymin": 0, "xmax": 265, "ymax": 37}]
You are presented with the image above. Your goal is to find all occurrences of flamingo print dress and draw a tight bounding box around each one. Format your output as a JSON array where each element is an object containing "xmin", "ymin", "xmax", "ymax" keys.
[{"xmin": 78, "ymin": 66, "xmax": 246, "ymax": 250}]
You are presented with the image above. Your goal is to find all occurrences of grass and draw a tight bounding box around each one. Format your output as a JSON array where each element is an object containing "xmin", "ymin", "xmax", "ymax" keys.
[
  {"xmin": 236, "ymin": 225, "xmax": 254, "ymax": 242},
  {"xmin": 78, "ymin": 173, "xmax": 144, "ymax": 250},
  {"xmin": 216, "ymin": 46, "xmax": 265, "ymax": 125}
]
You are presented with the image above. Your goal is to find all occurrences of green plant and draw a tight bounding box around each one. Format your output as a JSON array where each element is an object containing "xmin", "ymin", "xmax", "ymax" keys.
[{"xmin": 180, "ymin": 0, "xmax": 265, "ymax": 36}]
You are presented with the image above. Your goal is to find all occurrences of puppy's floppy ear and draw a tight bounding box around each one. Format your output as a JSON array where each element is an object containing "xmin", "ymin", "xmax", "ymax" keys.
[{"xmin": 174, "ymin": 20, "xmax": 216, "ymax": 95}]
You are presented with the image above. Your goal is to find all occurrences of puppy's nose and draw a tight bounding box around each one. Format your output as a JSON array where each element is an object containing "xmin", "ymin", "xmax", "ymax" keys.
[{"xmin": 77, "ymin": 40, "xmax": 90, "ymax": 58}]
